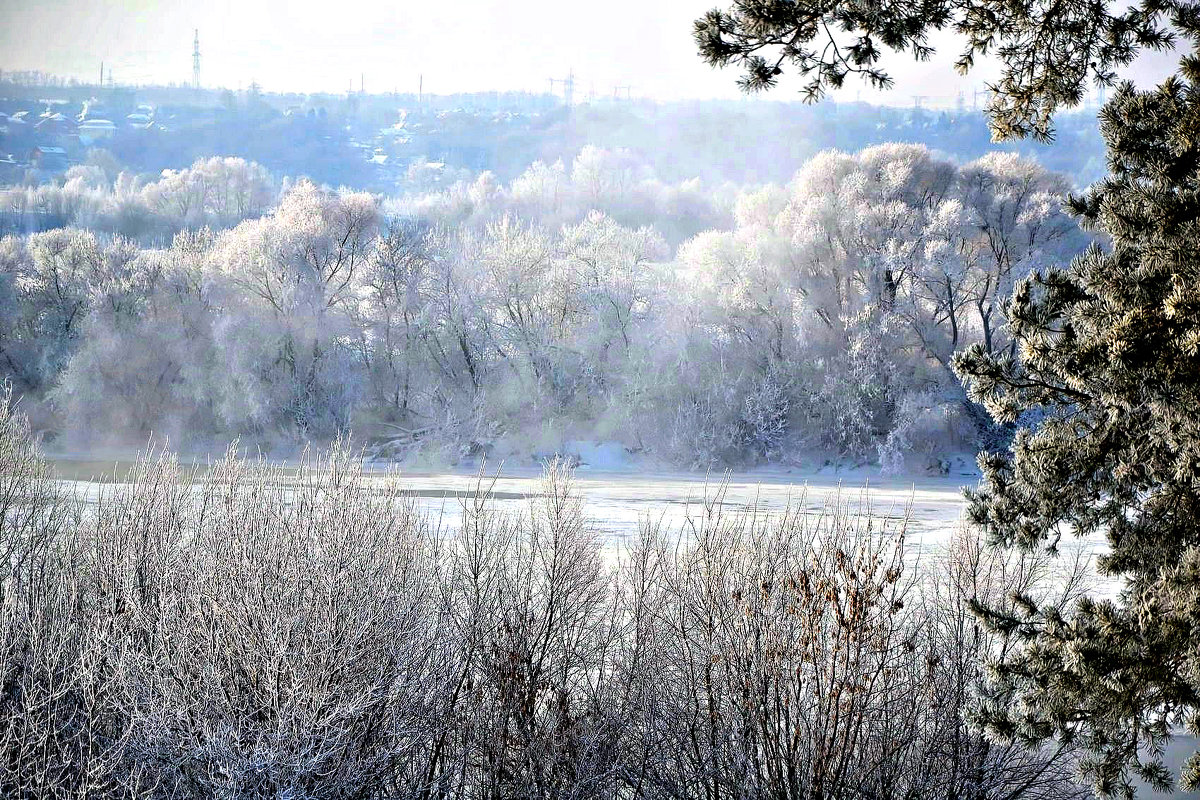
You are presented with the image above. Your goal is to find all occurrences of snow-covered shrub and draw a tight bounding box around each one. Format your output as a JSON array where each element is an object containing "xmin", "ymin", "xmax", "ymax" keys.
[
  {"xmin": 0, "ymin": 398, "xmax": 1093, "ymax": 799},
  {"xmin": 877, "ymin": 389, "xmax": 977, "ymax": 474},
  {"xmin": 738, "ymin": 370, "xmax": 791, "ymax": 461}
]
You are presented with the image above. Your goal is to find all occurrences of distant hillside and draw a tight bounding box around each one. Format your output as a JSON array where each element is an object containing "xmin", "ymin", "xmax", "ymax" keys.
[{"xmin": 0, "ymin": 77, "xmax": 1106, "ymax": 192}]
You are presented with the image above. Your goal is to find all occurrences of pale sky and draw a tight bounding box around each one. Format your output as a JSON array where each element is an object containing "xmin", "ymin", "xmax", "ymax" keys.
[{"xmin": 0, "ymin": 0, "xmax": 1182, "ymax": 104}]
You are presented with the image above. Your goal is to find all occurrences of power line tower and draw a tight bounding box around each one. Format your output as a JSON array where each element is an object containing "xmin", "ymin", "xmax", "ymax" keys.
[
  {"xmin": 548, "ymin": 70, "xmax": 575, "ymax": 106},
  {"xmin": 973, "ymin": 87, "xmax": 991, "ymax": 112},
  {"xmin": 192, "ymin": 29, "xmax": 201, "ymax": 89}
]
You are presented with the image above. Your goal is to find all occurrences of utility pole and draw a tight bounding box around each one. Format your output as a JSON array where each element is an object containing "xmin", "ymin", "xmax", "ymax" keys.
[
  {"xmin": 192, "ymin": 29, "xmax": 201, "ymax": 89},
  {"xmin": 100, "ymin": 61, "xmax": 104, "ymax": 87},
  {"xmin": 419, "ymin": 74, "xmax": 423, "ymax": 105}
]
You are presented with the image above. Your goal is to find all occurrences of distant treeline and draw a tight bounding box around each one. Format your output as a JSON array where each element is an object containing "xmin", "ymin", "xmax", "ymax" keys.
[
  {"xmin": 0, "ymin": 143, "xmax": 1087, "ymax": 469},
  {"xmin": 0, "ymin": 154, "xmax": 274, "ymax": 243}
]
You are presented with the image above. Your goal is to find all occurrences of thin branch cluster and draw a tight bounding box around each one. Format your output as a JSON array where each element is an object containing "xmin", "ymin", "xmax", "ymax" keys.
[{"xmin": 0, "ymin": 392, "xmax": 1088, "ymax": 799}]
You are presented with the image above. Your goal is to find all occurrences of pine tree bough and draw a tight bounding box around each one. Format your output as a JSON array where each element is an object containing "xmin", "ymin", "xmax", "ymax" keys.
[
  {"xmin": 954, "ymin": 63, "xmax": 1200, "ymax": 798},
  {"xmin": 694, "ymin": 0, "xmax": 1184, "ymax": 141}
]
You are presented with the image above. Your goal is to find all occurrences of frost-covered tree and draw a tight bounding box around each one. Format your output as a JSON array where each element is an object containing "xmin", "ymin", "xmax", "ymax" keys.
[
  {"xmin": 510, "ymin": 159, "xmax": 569, "ymax": 219},
  {"xmin": 141, "ymin": 157, "xmax": 274, "ymax": 231},
  {"xmin": 353, "ymin": 221, "xmax": 438, "ymax": 419},
  {"xmin": 0, "ymin": 237, "xmax": 35, "ymax": 392},
  {"xmin": 422, "ymin": 230, "xmax": 493, "ymax": 424},
  {"xmin": 19, "ymin": 230, "xmax": 104, "ymax": 390},
  {"xmin": 955, "ymin": 58, "xmax": 1200, "ymax": 799},
  {"xmin": 780, "ymin": 145, "xmax": 953, "ymax": 334},
  {"xmin": 473, "ymin": 216, "xmax": 563, "ymax": 391},
  {"xmin": 957, "ymin": 153, "xmax": 1083, "ymax": 356},
  {"xmin": 207, "ymin": 181, "xmax": 379, "ymax": 438},
  {"xmin": 0, "ymin": 230, "xmax": 166, "ymax": 409},
  {"xmin": 571, "ymin": 145, "xmax": 645, "ymax": 206},
  {"xmin": 53, "ymin": 230, "xmax": 219, "ymax": 443},
  {"xmin": 560, "ymin": 211, "xmax": 666, "ymax": 372},
  {"xmin": 217, "ymin": 179, "xmax": 377, "ymax": 315},
  {"xmin": 681, "ymin": 228, "xmax": 794, "ymax": 366},
  {"xmin": 773, "ymin": 145, "xmax": 957, "ymax": 458}
]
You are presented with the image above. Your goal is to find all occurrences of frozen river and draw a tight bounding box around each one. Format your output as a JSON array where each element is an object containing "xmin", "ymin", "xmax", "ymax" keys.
[
  {"xmin": 48, "ymin": 455, "xmax": 1012, "ymax": 566},
  {"xmin": 372, "ymin": 465, "xmax": 973, "ymax": 559},
  {"xmin": 48, "ymin": 454, "xmax": 1122, "ymax": 574}
]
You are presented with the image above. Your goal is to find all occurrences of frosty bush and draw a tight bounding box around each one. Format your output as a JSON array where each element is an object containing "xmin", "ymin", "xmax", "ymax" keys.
[
  {"xmin": 878, "ymin": 390, "xmax": 978, "ymax": 475},
  {"xmin": 0, "ymin": 399, "xmax": 1091, "ymax": 799}
]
